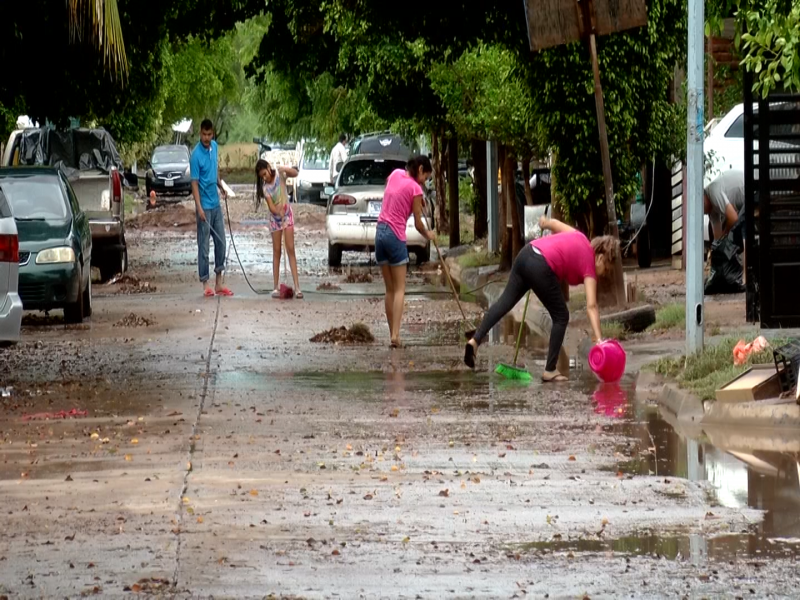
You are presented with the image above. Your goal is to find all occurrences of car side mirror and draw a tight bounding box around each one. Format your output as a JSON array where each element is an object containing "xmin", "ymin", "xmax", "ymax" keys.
[
  {"xmin": 252, "ymin": 137, "xmax": 261, "ymax": 144},
  {"xmin": 324, "ymin": 186, "xmax": 335, "ymax": 197}
]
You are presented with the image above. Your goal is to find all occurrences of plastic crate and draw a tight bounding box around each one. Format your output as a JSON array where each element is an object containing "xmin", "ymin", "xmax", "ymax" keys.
[{"xmin": 772, "ymin": 339, "xmax": 800, "ymax": 394}]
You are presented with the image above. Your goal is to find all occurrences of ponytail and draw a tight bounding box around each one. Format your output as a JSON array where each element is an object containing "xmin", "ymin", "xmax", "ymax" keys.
[{"xmin": 406, "ymin": 155, "xmax": 432, "ymax": 178}]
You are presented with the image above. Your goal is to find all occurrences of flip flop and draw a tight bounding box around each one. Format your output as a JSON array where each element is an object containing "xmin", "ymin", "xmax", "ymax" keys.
[
  {"xmin": 390, "ymin": 340, "xmax": 404, "ymax": 349},
  {"xmin": 216, "ymin": 287, "xmax": 234, "ymax": 297},
  {"xmin": 296, "ymin": 291, "xmax": 304, "ymax": 299},
  {"xmin": 271, "ymin": 290, "xmax": 280, "ymax": 299},
  {"xmin": 542, "ymin": 374, "xmax": 568, "ymax": 383},
  {"xmin": 464, "ymin": 342, "xmax": 476, "ymax": 369},
  {"xmin": 204, "ymin": 288, "xmax": 215, "ymax": 297}
]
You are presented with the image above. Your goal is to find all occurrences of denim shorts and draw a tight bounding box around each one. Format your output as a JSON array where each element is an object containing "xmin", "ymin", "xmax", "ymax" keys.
[{"xmin": 375, "ymin": 222, "xmax": 409, "ymax": 267}]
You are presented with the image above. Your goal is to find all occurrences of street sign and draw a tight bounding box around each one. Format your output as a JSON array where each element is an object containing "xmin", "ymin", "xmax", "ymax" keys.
[{"xmin": 524, "ymin": 0, "xmax": 648, "ymax": 51}]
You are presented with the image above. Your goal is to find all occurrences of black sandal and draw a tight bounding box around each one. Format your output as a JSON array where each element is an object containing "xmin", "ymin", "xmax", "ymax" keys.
[{"xmin": 464, "ymin": 342, "xmax": 476, "ymax": 369}]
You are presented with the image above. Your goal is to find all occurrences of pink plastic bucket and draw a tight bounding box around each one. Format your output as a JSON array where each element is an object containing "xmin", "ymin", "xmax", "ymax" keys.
[{"xmin": 588, "ymin": 339, "xmax": 627, "ymax": 383}]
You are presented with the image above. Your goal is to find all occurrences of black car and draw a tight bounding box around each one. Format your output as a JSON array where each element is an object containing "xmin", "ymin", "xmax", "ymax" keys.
[{"xmin": 145, "ymin": 145, "xmax": 192, "ymax": 199}]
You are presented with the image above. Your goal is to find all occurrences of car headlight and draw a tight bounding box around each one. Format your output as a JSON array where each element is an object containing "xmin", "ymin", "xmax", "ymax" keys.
[
  {"xmin": 299, "ymin": 179, "xmax": 312, "ymax": 189},
  {"xmin": 36, "ymin": 247, "xmax": 76, "ymax": 264},
  {"xmin": 184, "ymin": 166, "xmax": 191, "ymax": 177}
]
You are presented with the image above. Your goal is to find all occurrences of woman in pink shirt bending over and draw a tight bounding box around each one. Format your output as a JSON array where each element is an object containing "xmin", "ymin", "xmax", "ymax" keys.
[
  {"xmin": 464, "ymin": 216, "xmax": 617, "ymax": 382},
  {"xmin": 376, "ymin": 155, "xmax": 435, "ymax": 348}
]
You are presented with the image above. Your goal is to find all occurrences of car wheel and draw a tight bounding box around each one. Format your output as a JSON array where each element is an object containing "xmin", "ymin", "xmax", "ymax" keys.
[
  {"xmin": 64, "ymin": 268, "xmax": 84, "ymax": 324},
  {"xmin": 82, "ymin": 270, "xmax": 93, "ymax": 319},
  {"xmin": 328, "ymin": 243, "xmax": 343, "ymax": 268},
  {"xmin": 415, "ymin": 243, "xmax": 431, "ymax": 265}
]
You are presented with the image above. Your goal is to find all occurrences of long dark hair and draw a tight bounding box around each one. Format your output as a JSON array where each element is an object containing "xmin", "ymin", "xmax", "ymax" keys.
[
  {"xmin": 254, "ymin": 159, "xmax": 274, "ymax": 202},
  {"xmin": 406, "ymin": 155, "xmax": 432, "ymax": 177}
]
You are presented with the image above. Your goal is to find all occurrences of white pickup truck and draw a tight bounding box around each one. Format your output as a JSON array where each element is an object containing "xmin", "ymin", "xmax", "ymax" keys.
[{"xmin": 3, "ymin": 128, "xmax": 135, "ymax": 281}]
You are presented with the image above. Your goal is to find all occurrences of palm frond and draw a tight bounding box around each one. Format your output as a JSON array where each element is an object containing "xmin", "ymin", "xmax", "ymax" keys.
[{"xmin": 67, "ymin": 0, "xmax": 129, "ymax": 81}]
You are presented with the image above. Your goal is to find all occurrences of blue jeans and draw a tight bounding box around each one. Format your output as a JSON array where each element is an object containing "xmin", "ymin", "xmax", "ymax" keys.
[
  {"xmin": 375, "ymin": 222, "xmax": 409, "ymax": 267},
  {"xmin": 196, "ymin": 206, "xmax": 226, "ymax": 282}
]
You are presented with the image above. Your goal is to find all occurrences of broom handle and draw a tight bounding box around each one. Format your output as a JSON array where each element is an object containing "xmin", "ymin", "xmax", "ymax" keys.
[
  {"xmin": 513, "ymin": 291, "xmax": 532, "ymax": 366},
  {"xmin": 282, "ymin": 226, "xmax": 288, "ymax": 285},
  {"xmin": 432, "ymin": 235, "xmax": 469, "ymax": 323}
]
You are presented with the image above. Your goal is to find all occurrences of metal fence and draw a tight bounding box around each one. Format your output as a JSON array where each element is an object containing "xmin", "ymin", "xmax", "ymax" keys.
[{"xmin": 744, "ymin": 71, "xmax": 800, "ymax": 327}]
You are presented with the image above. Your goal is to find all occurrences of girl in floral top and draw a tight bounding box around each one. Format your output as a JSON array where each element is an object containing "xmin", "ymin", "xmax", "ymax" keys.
[{"xmin": 255, "ymin": 159, "xmax": 302, "ymax": 298}]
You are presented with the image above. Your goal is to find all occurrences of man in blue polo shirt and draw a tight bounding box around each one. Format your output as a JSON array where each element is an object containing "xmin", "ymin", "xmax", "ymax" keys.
[{"xmin": 190, "ymin": 119, "xmax": 232, "ymax": 297}]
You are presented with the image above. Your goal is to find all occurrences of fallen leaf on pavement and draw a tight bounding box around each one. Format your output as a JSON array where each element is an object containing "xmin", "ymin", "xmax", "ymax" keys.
[
  {"xmin": 332, "ymin": 549, "xmax": 340, "ymax": 555},
  {"xmin": 250, "ymin": 489, "xmax": 259, "ymax": 496},
  {"xmin": 568, "ymin": 455, "xmax": 576, "ymax": 461},
  {"xmin": 131, "ymin": 439, "xmax": 139, "ymax": 444},
  {"xmin": 438, "ymin": 489, "xmax": 450, "ymax": 497},
  {"xmin": 390, "ymin": 408, "xmax": 399, "ymax": 418},
  {"xmin": 124, "ymin": 454, "xmax": 133, "ymax": 461},
  {"xmin": 363, "ymin": 493, "xmax": 374, "ymax": 500},
  {"xmin": 197, "ymin": 516, "xmax": 204, "ymax": 523}
]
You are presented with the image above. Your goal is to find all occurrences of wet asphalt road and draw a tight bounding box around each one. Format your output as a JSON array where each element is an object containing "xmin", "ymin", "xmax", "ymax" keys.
[{"xmin": 1, "ymin": 215, "xmax": 798, "ymax": 599}]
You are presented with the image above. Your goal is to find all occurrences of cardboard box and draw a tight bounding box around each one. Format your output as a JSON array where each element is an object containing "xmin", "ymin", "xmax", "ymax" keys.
[{"xmin": 715, "ymin": 364, "xmax": 783, "ymax": 403}]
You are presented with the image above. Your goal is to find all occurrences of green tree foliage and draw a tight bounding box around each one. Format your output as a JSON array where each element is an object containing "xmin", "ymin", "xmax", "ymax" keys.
[
  {"xmin": 529, "ymin": 0, "xmax": 687, "ymax": 231},
  {"xmin": 707, "ymin": 0, "xmax": 799, "ymax": 98},
  {"xmin": 429, "ymin": 44, "xmax": 542, "ymax": 157},
  {"xmin": 0, "ymin": 0, "xmax": 243, "ymax": 145},
  {"xmin": 740, "ymin": 0, "xmax": 800, "ymax": 97}
]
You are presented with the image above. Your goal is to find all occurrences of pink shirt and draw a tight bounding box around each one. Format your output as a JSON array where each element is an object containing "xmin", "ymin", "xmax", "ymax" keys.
[
  {"xmin": 531, "ymin": 230, "xmax": 596, "ymax": 286},
  {"xmin": 378, "ymin": 169, "xmax": 424, "ymax": 241}
]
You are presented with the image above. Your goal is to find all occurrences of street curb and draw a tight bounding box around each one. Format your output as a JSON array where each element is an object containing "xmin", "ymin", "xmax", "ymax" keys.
[
  {"xmin": 653, "ymin": 378, "xmax": 800, "ymax": 430},
  {"xmin": 656, "ymin": 382, "xmax": 706, "ymax": 423},
  {"xmin": 703, "ymin": 397, "xmax": 800, "ymax": 428}
]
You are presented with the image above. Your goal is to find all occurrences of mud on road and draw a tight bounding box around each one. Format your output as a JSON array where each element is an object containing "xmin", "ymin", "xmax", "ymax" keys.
[{"xmin": 1, "ymin": 212, "xmax": 798, "ymax": 598}]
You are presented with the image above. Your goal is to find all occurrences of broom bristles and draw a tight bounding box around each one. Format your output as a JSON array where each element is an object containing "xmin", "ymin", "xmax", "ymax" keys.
[{"xmin": 495, "ymin": 362, "xmax": 533, "ymax": 382}]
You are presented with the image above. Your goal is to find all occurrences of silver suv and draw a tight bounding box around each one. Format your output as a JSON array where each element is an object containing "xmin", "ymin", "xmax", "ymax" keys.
[{"xmin": 0, "ymin": 186, "xmax": 23, "ymax": 344}]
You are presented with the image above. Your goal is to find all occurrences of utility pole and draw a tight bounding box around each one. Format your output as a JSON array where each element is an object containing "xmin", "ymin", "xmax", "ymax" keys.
[{"xmin": 686, "ymin": 0, "xmax": 705, "ymax": 353}]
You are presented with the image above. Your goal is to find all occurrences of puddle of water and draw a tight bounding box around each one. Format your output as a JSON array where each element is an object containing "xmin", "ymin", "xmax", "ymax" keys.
[
  {"xmin": 513, "ymin": 531, "xmax": 799, "ymax": 561},
  {"xmin": 573, "ymin": 380, "xmax": 800, "ymax": 560}
]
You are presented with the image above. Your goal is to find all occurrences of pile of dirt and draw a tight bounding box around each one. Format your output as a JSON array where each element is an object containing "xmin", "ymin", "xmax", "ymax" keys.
[
  {"xmin": 106, "ymin": 274, "xmax": 157, "ymax": 294},
  {"xmin": 310, "ymin": 323, "xmax": 375, "ymax": 344},
  {"xmin": 343, "ymin": 272, "xmax": 374, "ymax": 284},
  {"xmin": 128, "ymin": 204, "xmax": 196, "ymax": 230},
  {"xmin": 293, "ymin": 204, "xmax": 326, "ymax": 230},
  {"xmin": 21, "ymin": 314, "xmax": 64, "ymax": 328},
  {"xmin": 114, "ymin": 313, "xmax": 156, "ymax": 328},
  {"xmin": 316, "ymin": 282, "xmax": 341, "ymax": 291}
]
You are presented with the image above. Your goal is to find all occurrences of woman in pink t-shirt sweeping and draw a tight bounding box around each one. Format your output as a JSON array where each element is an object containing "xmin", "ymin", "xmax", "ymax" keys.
[
  {"xmin": 376, "ymin": 156, "xmax": 435, "ymax": 348},
  {"xmin": 465, "ymin": 216, "xmax": 617, "ymax": 382}
]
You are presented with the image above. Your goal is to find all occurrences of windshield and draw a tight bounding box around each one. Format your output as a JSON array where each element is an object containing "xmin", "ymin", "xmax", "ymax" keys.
[
  {"xmin": 302, "ymin": 153, "xmax": 328, "ymax": 170},
  {"xmin": 0, "ymin": 176, "xmax": 68, "ymax": 220},
  {"xmin": 153, "ymin": 149, "xmax": 189, "ymax": 165},
  {"xmin": 339, "ymin": 160, "xmax": 406, "ymax": 187}
]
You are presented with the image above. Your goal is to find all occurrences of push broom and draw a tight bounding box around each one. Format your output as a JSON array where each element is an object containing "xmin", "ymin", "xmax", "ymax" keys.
[{"xmin": 494, "ymin": 291, "xmax": 533, "ymax": 382}]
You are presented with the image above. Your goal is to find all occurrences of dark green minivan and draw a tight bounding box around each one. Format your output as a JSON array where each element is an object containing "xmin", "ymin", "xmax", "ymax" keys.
[{"xmin": 0, "ymin": 167, "xmax": 92, "ymax": 323}]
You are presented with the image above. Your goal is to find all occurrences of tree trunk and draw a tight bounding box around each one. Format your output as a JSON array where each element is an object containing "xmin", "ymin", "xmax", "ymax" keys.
[
  {"xmin": 521, "ymin": 155, "xmax": 533, "ymax": 206},
  {"xmin": 447, "ymin": 135, "xmax": 460, "ymax": 248},
  {"xmin": 509, "ymin": 151, "xmax": 523, "ymax": 261},
  {"xmin": 432, "ymin": 130, "xmax": 448, "ymax": 234},
  {"xmin": 498, "ymin": 145, "xmax": 513, "ymax": 271},
  {"xmin": 471, "ymin": 139, "xmax": 488, "ymax": 240}
]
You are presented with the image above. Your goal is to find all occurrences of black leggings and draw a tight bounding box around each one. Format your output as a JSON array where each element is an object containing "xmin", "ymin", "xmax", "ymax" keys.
[{"xmin": 474, "ymin": 245, "xmax": 569, "ymax": 372}]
